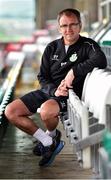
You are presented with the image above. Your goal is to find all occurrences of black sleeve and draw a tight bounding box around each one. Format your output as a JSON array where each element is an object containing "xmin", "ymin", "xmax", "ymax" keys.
[
  {"xmin": 73, "ymin": 41, "xmax": 107, "ymax": 77},
  {"xmin": 37, "ymin": 45, "xmax": 57, "ymax": 96}
]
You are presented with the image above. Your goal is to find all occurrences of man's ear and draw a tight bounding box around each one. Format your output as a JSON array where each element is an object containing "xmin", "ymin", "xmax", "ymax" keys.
[
  {"xmin": 79, "ymin": 22, "xmax": 82, "ymax": 30},
  {"xmin": 58, "ymin": 25, "xmax": 62, "ymax": 34}
]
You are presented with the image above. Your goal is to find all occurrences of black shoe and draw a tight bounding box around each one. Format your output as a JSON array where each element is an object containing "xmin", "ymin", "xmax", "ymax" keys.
[
  {"xmin": 33, "ymin": 140, "xmax": 45, "ymax": 156},
  {"xmin": 33, "ymin": 129, "xmax": 61, "ymax": 156},
  {"xmin": 39, "ymin": 139, "xmax": 65, "ymax": 167}
]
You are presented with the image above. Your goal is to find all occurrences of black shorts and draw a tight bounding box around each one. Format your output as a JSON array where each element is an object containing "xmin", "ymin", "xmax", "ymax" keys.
[{"xmin": 20, "ymin": 89, "xmax": 68, "ymax": 113}]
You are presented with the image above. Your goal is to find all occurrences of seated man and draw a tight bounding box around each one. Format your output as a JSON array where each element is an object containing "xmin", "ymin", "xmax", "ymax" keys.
[{"xmin": 5, "ymin": 8, "xmax": 107, "ymax": 167}]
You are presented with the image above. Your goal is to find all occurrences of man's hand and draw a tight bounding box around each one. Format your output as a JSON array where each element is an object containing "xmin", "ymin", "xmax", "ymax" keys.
[
  {"xmin": 64, "ymin": 69, "xmax": 75, "ymax": 88},
  {"xmin": 55, "ymin": 80, "xmax": 68, "ymax": 97},
  {"xmin": 55, "ymin": 69, "xmax": 74, "ymax": 97}
]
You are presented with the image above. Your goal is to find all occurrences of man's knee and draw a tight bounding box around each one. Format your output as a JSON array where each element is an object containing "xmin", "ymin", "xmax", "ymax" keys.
[
  {"xmin": 40, "ymin": 99, "xmax": 60, "ymax": 121},
  {"xmin": 5, "ymin": 102, "xmax": 15, "ymax": 122},
  {"xmin": 5, "ymin": 99, "xmax": 25, "ymax": 123}
]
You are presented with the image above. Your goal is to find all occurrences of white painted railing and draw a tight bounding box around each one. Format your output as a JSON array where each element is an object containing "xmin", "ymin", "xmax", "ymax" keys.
[
  {"xmin": 63, "ymin": 68, "xmax": 111, "ymax": 177},
  {"xmin": 101, "ymin": 45, "xmax": 111, "ymax": 68}
]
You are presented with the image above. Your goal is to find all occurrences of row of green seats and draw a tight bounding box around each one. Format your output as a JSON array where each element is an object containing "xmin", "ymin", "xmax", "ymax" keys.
[{"xmin": 101, "ymin": 41, "xmax": 111, "ymax": 46}]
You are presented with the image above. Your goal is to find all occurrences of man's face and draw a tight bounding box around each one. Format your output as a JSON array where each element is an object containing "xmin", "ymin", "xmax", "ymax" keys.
[{"xmin": 58, "ymin": 14, "xmax": 81, "ymax": 45}]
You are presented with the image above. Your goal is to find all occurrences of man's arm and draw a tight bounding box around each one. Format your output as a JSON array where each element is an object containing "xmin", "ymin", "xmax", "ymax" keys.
[
  {"xmin": 72, "ymin": 42, "xmax": 107, "ymax": 77},
  {"xmin": 64, "ymin": 69, "xmax": 75, "ymax": 88},
  {"xmin": 65, "ymin": 42, "xmax": 107, "ymax": 88},
  {"xmin": 37, "ymin": 46, "xmax": 57, "ymax": 96}
]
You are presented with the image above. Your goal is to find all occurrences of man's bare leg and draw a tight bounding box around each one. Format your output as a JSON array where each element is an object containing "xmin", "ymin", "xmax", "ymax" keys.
[{"xmin": 5, "ymin": 99, "xmax": 53, "ymax": 146}]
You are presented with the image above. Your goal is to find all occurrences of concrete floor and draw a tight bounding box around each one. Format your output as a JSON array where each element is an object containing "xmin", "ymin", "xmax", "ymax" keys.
[
  {"xmin": 0, "ymin": 67, "xmax": 93, "ymax": 179},
  {"xmin": 0, "ymin": 113, "xmax": 93, "ymax": 179}
]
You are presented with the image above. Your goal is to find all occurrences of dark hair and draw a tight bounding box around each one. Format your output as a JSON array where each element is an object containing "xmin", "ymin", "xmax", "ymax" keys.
[{"xmin": 57, "ymin": 8, "xmax": 81, "ymax": 23}]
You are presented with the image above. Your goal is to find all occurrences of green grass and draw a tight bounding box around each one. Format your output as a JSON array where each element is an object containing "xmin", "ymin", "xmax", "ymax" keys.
[{"xmin": 0, "ymin": 33, "xmax": 22, "ymax": 42}]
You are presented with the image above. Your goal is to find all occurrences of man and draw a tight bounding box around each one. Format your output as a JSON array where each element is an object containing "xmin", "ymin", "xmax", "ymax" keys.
[{"xmin": 5, "ymin": 8, "xmax": 107, "ymax": 167}]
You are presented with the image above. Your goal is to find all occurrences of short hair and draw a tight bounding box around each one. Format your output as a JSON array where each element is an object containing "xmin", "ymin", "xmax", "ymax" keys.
[{"xmin": 57, "ymin": 8, "xmax": 81, "ymax": 23}]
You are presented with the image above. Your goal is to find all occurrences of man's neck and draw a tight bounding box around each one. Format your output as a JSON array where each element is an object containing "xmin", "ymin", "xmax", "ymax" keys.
[{"xmin": 64, "ymin": 35, "xmax": 80, "ymax": 45}]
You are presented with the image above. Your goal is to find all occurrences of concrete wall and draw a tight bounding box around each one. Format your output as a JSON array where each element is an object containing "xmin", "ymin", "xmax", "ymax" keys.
[
  {"xmin": 35, "ymin": 0, "xmax": 75, "ymax": 28},
  {"xmin": 35, "ymin": 0, "xmax": 98, "ymax": 31}
]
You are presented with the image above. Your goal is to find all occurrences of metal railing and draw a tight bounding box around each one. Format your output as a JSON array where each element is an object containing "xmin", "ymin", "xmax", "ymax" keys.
[{"xmin": 0, "ymin": 52, "xmax": 25, "ymax": 141}]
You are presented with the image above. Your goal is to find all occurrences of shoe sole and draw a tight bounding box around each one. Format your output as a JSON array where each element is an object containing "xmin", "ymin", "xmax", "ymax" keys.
[{"xmin": 39, "ymin": 140, "xmax": 65, "ymax": 167}]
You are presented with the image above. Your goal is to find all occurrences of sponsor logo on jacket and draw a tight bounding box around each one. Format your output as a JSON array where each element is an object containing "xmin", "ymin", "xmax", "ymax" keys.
[{"xmin": 51, "ymin": 55, "xmax": 59, "ymax": 61}]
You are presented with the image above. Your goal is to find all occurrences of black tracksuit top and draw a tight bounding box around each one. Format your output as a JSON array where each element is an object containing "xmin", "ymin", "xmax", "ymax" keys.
[{"xmin": 37, "ymin": 35, "xmax": 107, "ymax": 98}]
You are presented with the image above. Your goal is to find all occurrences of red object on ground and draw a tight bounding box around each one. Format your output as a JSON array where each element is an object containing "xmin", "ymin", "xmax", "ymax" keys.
[
  {"xmin": 18, "ymin": 37, "xmax": 35, "ymax": 45},
  {"xmin": 33, "ymin": 29, "xmax": 49, "ymax": 39},
  {"xmin": 5, "ymin": 43, "xmax": 22, "ymax": 52}
]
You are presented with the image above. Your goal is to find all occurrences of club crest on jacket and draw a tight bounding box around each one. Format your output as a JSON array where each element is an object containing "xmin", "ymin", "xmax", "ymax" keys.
[{"xmin": 69, "ymin": 53, "xmax": 78, "ymax": 62}]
